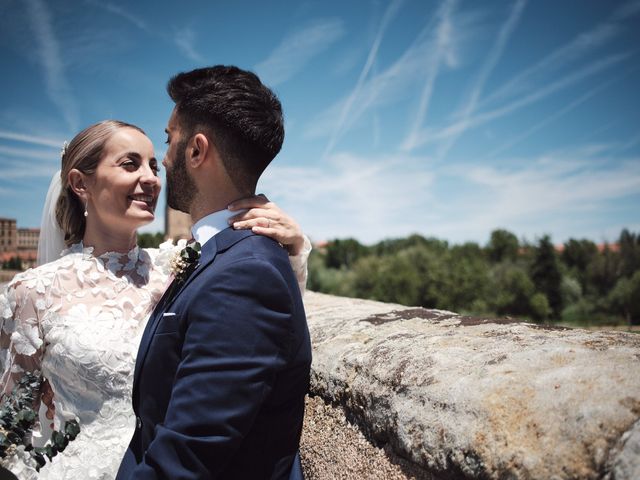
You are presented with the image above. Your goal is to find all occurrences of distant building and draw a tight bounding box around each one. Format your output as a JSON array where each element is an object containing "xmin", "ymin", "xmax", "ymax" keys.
[
  {"xmin": 165, "ymin": 206, "xmax": 192, "ymax": 241},
  {"xmin": 18, "ymin": 228, "xmax": 40, "ymax": 250},
  {"xmin": 0, "ymin": 218, "xmax": 17, "ymax": 254},
  {"xmin": 0, "ymin": 218, "xmax": 39, "ymax": 271}
]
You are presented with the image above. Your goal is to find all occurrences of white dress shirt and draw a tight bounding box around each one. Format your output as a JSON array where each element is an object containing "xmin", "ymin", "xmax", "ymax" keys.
[{"xmin": 191, "ymin": 209, "xmax": 239, "ymax": 246}]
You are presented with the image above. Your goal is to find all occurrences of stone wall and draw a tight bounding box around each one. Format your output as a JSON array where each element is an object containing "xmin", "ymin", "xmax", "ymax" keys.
[{"xmin": 302, "ymin": 292, "xmax": 640, "ymax": 479}]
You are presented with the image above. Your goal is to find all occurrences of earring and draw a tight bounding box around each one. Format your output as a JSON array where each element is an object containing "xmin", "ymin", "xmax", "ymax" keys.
[{"xmin": 84, "ymin": 201, "xmax": 88, "ymax": 218}]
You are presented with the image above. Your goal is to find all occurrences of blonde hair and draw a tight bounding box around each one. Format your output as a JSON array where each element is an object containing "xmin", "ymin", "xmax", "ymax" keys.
[{"xmin": 55, "ymin": 120, "xmax": 146, "ymax": 246}]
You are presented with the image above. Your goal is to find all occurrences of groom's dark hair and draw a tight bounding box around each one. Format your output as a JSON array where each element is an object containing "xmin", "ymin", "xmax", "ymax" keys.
[{"xmin": 167, "ymin": 65, "xmax": 284, "ymax": 194}]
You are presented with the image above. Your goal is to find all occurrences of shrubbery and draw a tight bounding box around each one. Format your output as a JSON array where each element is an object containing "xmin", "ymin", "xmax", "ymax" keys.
[{"xmin": 309, "ymin": 229, "xmax": 640, "ymax": 326}]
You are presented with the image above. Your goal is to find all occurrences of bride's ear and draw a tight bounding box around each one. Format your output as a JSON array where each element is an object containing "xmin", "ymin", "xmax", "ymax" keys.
[{"xmin": 68, "ymin": 169, "xmax": 89, "ymax": 200}]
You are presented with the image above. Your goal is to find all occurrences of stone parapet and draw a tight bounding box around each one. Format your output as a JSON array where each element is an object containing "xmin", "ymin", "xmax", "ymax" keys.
[{"xmin": 303, "ymin": 292, "xmax": 640, "ymax": 479}]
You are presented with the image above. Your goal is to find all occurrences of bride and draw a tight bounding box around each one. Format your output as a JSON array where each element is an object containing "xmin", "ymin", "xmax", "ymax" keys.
[{"xmin": 0, "ymin": 120, "xmax": 310, "ymax": 479}]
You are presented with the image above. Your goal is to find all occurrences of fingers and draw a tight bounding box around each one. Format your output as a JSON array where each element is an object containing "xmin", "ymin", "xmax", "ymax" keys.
[
  {"xmin": 227, "ymin": 193, "xmax": 270, "ymax": 211},
  {"xmin": 227, "ymin": 196, "xmax": 305, "ymax": 255},
  {"xmin": 232, "ymin": 216, "xmax": 275, "ymax": 230},
  {"xmin": 228, "ymin": 207, "xmax": 279, "ymax": 225}
]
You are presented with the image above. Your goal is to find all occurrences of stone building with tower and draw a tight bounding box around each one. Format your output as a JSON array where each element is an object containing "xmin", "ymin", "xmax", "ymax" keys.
[
  {"xmin": 0, "ymin": 217, "xmax": 17, "ymax": 254},
  {"xmin": 0, "ymin": 217, "xmax": 39, "ymax": 275},
  {"xmin": 165, "ymin": 206, "xmax": 192, "ymax": 241}
]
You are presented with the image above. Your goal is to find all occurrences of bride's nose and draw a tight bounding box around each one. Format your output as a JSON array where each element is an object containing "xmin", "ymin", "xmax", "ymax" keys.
[{"xmin": 139, "ymin": 163, "xmax": 160, "ymax": 187}]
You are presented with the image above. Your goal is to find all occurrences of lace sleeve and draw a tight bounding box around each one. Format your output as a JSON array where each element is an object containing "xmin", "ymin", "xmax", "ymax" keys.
[
  {"xmin": 288, "ymin": 235, "xmax": 312, "ymax": 296},
  {"xmin": 0, "ymin": 279, "xmax": 46, "ymax": 404}
]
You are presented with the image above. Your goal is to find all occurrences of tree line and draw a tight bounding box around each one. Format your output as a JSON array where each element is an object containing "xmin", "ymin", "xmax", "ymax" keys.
[{"xmin": 308, "ymin": 229, "xmax": 640, "ymax": 326}]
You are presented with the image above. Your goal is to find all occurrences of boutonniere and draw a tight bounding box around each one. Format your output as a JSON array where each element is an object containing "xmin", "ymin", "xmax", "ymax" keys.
[{"xmin": 169, "ymin": 240, "xmax": 201, "ymax": 283}]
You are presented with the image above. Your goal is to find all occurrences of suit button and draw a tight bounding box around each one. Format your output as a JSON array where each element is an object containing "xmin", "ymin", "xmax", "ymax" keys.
[{"xmin": 136, "ymin": 417, "xmax": 142, "ymax": 428}]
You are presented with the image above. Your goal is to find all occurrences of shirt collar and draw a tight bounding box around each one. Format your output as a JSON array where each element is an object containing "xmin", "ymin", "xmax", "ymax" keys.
[{"xmin": 191, "ymin": 209, "xmax": 236, "ymax": 246}]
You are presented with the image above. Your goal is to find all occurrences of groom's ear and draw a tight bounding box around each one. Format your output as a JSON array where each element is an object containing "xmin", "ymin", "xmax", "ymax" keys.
[
  {"xmin": 68, "ymin": 169, "xmax": 89, "ymax": 199},
  {"xmin": 189, "ymin": 133, "xmax": 209, "ymax": 168}
]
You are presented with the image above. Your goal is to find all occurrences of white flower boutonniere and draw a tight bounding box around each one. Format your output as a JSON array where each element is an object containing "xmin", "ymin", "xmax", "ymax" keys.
[{"xmin": 169, "ymin": 240, "xmax": 202, "ymax": 283}]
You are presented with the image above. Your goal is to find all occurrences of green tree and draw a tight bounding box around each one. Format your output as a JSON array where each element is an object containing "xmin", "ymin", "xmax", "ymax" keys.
[
  {"xmin": 488, "ymin": 263, "xmax": 536, "ymax": 317},
  {"xmin": 529, "ymin": 292, "xmax": 551, "ymax": 321},
  {"xmin": 530, "ymin": 235, "xmax": 563, "ymax": 318},
  {"xmin": 486, "ymin": 229, "xmax": 519, "ymax": 263},
  {"xmin": 325, "ymin": 238, "xmax": 368, "ymax": 269},
  {"xmin": 618, "ymin": 229, "xmax": 640, "ymax": 278},
  {"xmin": 561, "ymin": 239, "xmax": 598, "ymax": 271},
  {"xmin": 561, "ymin": 238, "xmax": 598, "ymax": 291},
  {"xmin": 586, "ymin": 244, "xmax": 620, "ymax": 296},
  {"xmin": 447, "ymin": 243, "xmax": 490, "ymax": 311},
  {"xmin": 362, "ymin": 253, "xmax": 422, "ymax": 306},
  {"xmin": 137, "ymin": 232, "xmax": 165, "ymax": 248},
  {"xmin": 2, "ymin": 256, "xmax": 22, "ymax": 270},
  {"xmin": 608, "ymin": 270, "xmax": 640, "ymax": 325}
]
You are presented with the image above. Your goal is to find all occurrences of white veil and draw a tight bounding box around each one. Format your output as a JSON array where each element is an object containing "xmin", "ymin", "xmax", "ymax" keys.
[{"xmin": 37, "ymin": 170, "xmax": 66, "ymax": 266}]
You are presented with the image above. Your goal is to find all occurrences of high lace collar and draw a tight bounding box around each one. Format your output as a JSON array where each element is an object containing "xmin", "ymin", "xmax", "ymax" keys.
[{"xmin": 63, "ymin": 242, "xmax": 149, "ymax": 279}]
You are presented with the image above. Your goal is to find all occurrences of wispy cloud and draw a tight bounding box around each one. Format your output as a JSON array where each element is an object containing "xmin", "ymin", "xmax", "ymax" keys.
[
  {"xmin": 480, "ymin": 0, "xmax": 640, "ymax": 110},
  {"xmin": 174, "ymin": 27, "xmax": 207, "ymax": 64},
  {"xmin": 456, "ymin": 157, "xmax": 640, "ymax": 219},
  {"xmin": 267, "ymin": 142, "xmax": 640, "ymax": 244},
  {"xmin": 322, "ymin": 1, "xmax": 403, "ymax": 156},
  {"xmin": 0, "ymin": 159, "xmax": 57, "ymax": 179},
  {"xmin": 25, "ymin": 0, "xmax": 79, "ymax": 132},
  {"xmin": 432, "ymin": 0, "xmax": 527, "ymax": 159},
  {"xmin": 304, "ymin": 37, "xmax": 427, "ymax": 140},
  {"xmin": 481, "ymin": 77, "xmax": 618, "ymax": 160},
  {"xmin": 255, "ymin": 18, "xmax": 345, "ymax": 87},
  {"xmin": 401, "ymin": 0, "xmax": 458, "ymax": 151},
  {"xmin": 412, "ymin": 52, "xmax": 630, "ymax": 147},
  {"xmin": 261, "ymin": 151, "xmax": 434, "ymax": 242},
  {"xmin": 426, "ymin": 151, "xmax": 640, "ymax": 243},
  {"xmin": 83, "ymin": 0, "xmax": 150, "ymax": 32},
  {"xmin": 0, "ymin": 145, "xmax": 58, "ymax": 161},
  {"xmin": 84, "ymin": 0, "xmax": 209, "ymax": 66},
  {"xmin": 0, "ymin": 130, "xmax": 65, "ymax": 148}
]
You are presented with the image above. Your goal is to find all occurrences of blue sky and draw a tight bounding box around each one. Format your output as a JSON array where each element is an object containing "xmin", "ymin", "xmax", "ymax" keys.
[{"xmin": 0, "ymin": 0, "xmax": 639, "ymax": 245}]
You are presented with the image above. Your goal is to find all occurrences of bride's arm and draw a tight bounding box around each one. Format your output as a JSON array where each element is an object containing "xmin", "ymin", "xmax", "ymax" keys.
[
  {"xmin": 0, "ymin": 281, "xmax": 45, "ymax": 395},
  {"xmin": 0, "ymin": 278, "xmax": 55, "ymax": 443},
  {"xmin": 228, "ymin": 195, "xmax": 311, "ymax": 295}
]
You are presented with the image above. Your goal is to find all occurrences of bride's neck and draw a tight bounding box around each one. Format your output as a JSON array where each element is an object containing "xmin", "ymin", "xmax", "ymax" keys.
[{"xmin": 82, "ymin": 223, "xmax": 137, "ymax": 257}]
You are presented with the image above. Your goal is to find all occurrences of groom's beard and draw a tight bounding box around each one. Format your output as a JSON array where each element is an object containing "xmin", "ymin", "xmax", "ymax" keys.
[{"xmin": 166, "ymin": 139, "xmax": 197, "ymax": 214}]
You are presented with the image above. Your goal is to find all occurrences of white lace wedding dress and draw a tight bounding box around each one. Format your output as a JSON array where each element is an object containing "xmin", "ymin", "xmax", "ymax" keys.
[{"xmin": 0, "ymin": 239, "xmax": 310, "ymax": 479}]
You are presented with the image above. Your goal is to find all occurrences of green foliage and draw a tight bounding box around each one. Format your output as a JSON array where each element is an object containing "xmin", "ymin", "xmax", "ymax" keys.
[
  {"xmin": 307, "ymin": 229, "xmax": 639, "ymax": 326},
  {"xmin": 1, "ymin": 257, "xmax": 22, "ymax": 270},
  {"xmin": 488, "ymin": 263, "xmax": 535, "ymax": 317},
  {"xmin": 608, "ymin": 270, "xmax": 640, "ymax": 324},
  {"xmin": 529, "ymin": 293, "xmax": 551, "ymax": 321},
  {"xmin": 325, "ymin": 238, "xmax": 369, "ymax": 269},
  {"xmin": 618, "ymin": 229, "xmax": 640, "ymax": 278},
  {"xmin": 530, "ymin": 235, "xmax": 563, "ymax": 318},
  {"xmin": 586, "ymin": 245, "xmax": 620, "ymax": 296},
  {"xmin": 0, "ymin": 371, "xmax": 80, "ymax": 471},
  {"xmin": 137, "ymin": 232, "xmax": 165, "ymax": 248},
  {"xmin": 487, "ymin": 229, "xmax": 519, "ymax": 263}
]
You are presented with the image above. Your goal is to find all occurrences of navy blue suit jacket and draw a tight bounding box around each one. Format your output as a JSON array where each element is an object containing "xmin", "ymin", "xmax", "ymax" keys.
[{"xmin": 117, "ymin": 228, "xmax": 311, "ymax": 479}]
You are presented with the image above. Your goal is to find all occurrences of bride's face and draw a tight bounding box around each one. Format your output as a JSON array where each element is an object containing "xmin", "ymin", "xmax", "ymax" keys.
[{"xmin": 86, "ymin": 128, "xmax": 161, "ymax": 231}]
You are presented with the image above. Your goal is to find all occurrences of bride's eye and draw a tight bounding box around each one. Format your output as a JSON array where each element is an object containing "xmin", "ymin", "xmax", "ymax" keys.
[{"xmin": 164, "ymin": 137, "xmax": 170, "ymax": 145}]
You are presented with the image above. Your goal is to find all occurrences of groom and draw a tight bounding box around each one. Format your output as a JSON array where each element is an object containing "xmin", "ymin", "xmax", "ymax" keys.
[{"xmin": 117, "ymin": 66, "xmax": 311, "ymax": 479}]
